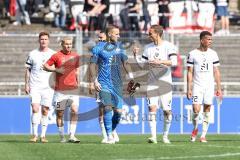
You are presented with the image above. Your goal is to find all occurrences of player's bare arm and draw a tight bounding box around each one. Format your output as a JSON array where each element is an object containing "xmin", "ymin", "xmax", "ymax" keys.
[
  {"xmin": 122, "ymin": 60, "xmax": 134, "ymax": 80},
  {"xmin": 89, "ymin": 62, "xmax": 101, "ymax": 91},
  {"xmin": 132, "ymin": 46, "xmax": 146, "ymax": 69},
  {"xmin": 25, "ymin": 68, "xmax": 30, "ymax": 94},
  {"xmin": 43, "ymin": 63, "xmax": 64, "ymax": 74},
  {"xmin": 149, "ymin": 59, "xmax": 172, "ymax": 66},
  {"xmin": 214, "ymin": 66, "xmax": 222, "ymax": 98},
  {"xmin": 187, "ymin": 66, "xmax": 193, "ymax": 100},
  {"xmin": 87, "ymin": 65, "xmax": 95, "ymax": 95},
  {"xmin": 132, "ymin": 45, "xmax": 140, "ymax": 57},
  {"xmin": 76, "ymin": 67, "xmax": 80, "ymax": 87}
]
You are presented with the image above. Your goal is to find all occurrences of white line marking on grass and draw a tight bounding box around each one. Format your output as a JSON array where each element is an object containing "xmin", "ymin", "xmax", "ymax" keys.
[
  {"xmin": 116, "ymin": 152, "xmax": 240, "ymax": 160},
  {"xmin": 205, "ymin": 145, "xmax": 240, "ymax": 149}
]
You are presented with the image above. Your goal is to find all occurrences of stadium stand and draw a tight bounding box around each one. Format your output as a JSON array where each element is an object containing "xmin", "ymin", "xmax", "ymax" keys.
[{"xmin": 0, "ymin": 29, "xmax": 240, "ymax": 95}]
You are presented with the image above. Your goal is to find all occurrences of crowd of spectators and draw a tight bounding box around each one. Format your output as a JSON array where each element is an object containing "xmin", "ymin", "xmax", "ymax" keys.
[{"xmin": 0, "ymin": 0, "xmax": 234, "ymax": 35}]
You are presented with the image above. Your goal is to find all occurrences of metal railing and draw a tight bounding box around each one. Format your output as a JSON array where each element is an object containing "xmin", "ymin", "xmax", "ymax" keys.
[{"xmin": 0, "ymin": 82, "xmax": 24, "ymax": 96}]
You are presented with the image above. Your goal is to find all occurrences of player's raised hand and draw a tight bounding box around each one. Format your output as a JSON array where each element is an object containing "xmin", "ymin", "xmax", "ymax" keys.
[
  {"xmin": 94, "ymin": 80, "xmax": 102, "ymax": 92},
  {"xmin": 132, "ymin": 46, "xmax": 140, "ymax": 57}
]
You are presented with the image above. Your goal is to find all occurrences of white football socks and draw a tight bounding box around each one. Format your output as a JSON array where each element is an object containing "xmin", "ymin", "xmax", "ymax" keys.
[
  {"xmin": 192, "ymin": 112, "xmax": 199, "ymax": 130},
  {"xmin": 40, "ymin": 115, "xmax": 48, "ymax": 138},
  {"xmin": 163, "ymin": 114, "xmax": 172, "ymax": 137},
  {"xmin": 32, "ymin": 113, "xmax": 40, "ymax": 137},
  {"xmin": 149, "ymin": 112, "xmax": 157, "ymax": 139},
  {"xmin": 100, "ymin": 120, "xmax": 108, "ymax": 140},
  {"xmin": 58, "ymin": 126, "xmax": 64, "ymax": 138},
  {"xmin": 69, "ymin": 123, "xmax": 77, "ymax": 138},
  {"xmin": 201, "ymin": 112, "xmax": 210, "ymax": 138}
]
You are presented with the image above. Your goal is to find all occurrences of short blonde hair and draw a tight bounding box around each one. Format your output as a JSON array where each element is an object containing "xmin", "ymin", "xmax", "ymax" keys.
[
  {"xmin": 61, "ymin": 37, "xmax": 73, "ymax": 45},
  {"xmin": 105, "ymin": 25, "xmax": 119, "ymax": 36}
]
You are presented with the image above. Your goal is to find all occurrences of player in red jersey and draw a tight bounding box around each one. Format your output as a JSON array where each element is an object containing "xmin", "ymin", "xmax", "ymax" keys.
[{"xmin": 44, "ymin": 37, "xmax": 80, "ymax": 143}]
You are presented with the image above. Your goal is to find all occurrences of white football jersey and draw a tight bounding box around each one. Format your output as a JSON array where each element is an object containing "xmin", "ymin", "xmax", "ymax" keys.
[
  {"xmin": 138, "ymin": 41, "xmax": 177, "ymax": 84},
  {"xmin": 187, "ymin": 48, "xmax": 220, "ymax": 87},
  {"xmin": 25, "ymin": 48, "xmax": 55, "ymax": 89}
]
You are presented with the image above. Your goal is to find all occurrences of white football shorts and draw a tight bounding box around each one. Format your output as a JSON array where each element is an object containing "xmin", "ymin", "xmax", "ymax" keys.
[
  {"xmin": 192, "ymin": 84, "xmax": 214, "ymax": 105},
  {"xmin": 53, "ymin": 91, "xmax": 79, "ymax": 109},
  {"xmin": 30, "ymin": 87, "xmax": 54, "ymax": 109},
  {"xmin": 147, "ymin": 91, "xmax": 172, "ymax": 111}
]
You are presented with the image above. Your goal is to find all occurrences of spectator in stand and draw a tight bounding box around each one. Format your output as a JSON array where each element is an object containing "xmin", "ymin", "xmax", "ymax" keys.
[
  {"xmin": 83, "ymin": 0, "xmax": 97, "ymax": 32},
  {"xmin": 26, "ymin": 0, "xmax": 34, "ymax": 16},
  {"xmin": 12, "ymin": 0, "xmax": 31, "ymax": 25},
  {"xmin": 49, "ymin": 0, "xmax": 67, "ymax": 28},
  {"xmin": 4, "ymin": 0, "xmax": 10, "ymax": 13},
  {"xmin": 119, "ymin": 0, "xmax": 140, "ymax": 38},
  {"xmin": 95, "ymin": 0, "xmax": 110, "ymax": 31},
  {"xmin": 2, "ymin": 0, "xmax": 10, "ymax": 17},
  {"xmin": 126, "ymin": 0, "xmax": 140, "ymax": 32},
  {"xmin": 139, "ymin": 0, "xmax": 151, "ymax": 33},
  {"xmin": 0, "ymin": 0, "xmax": 4, "ymax": 18},
  {"xmin": 215, "ymin": 0, "xmax": 230, "ymax": 35},
  {"xmin": 31, "ymin": 0, "xmax": 45, "ymax": 17},
  {"xmin": 68, "ymin": 2, "xmax": 85, "ymax": 31},
  {"xmin": 157, "ymin": 0, "xmax": 170, "ymax": 29},
  {"xmin": 9, "ymin": 0, "xmax": 16, "ymax": 17},
  {"xmin": 83, "ymin": 0, "xmax": 110, "ymax": 32}
]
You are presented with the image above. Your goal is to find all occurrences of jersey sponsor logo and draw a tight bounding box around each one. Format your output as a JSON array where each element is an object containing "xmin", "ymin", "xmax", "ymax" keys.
[{"xmin": 155, "ymin": 52, "xmax": 159, "ymax": 58}]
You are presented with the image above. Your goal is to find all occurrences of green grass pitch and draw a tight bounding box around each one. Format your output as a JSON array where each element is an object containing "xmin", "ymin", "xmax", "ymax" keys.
[{"xmin": 0, "ymin": 135, "xmax": 239, "ymax": 160}]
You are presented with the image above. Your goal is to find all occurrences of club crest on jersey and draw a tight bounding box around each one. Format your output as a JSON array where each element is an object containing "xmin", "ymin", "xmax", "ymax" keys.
[
  {"xmin": 69, "ymin": 56, "xmax": 75, "ymax": 62},
  {"xmin": 61, "ymin": 58, "xmax": 66, "ymax": 64}
]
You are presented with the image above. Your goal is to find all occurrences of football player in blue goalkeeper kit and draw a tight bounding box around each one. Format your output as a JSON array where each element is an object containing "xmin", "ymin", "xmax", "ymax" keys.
[
  {"xmin": 89, "ymin": 31, "xmax": 119, "ymax": 143},
  {"xmin": 90, "ymin": 25, "xmax": 134, "ymax": 144}
]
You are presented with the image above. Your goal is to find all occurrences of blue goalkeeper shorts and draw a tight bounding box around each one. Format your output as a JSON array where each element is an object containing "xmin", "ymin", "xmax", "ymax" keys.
[{"xmin": 99, "ymin": 86, "xmax": 123, "ymax": 109}]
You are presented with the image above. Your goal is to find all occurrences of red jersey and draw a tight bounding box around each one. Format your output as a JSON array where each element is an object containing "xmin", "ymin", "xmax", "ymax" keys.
[
  {"xmin": 172, "ymin": 54, "xmax": 183, "ymax": 78},
  {"xmin": 46, "ymin": 50, "xmax": 80, "ymax": 91}
]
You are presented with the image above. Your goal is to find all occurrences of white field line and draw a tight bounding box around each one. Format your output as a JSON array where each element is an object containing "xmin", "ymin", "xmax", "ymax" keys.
[
  {"xmin": 115, "ymin": 145, "xmax": 240, "ymax": 160},
  {"xmin": 116, "ymin": 152, "xmax": 240, "ymax": 160},
  {"xmin": 205, "ymin": 144, "xmax": 240, "ymax": 149}
]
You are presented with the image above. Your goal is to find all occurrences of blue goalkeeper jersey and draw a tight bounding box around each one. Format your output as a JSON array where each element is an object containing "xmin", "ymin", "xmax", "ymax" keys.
[{"xmin": 91, "ymin": 41, "xmax": 128, "ymax": 91}]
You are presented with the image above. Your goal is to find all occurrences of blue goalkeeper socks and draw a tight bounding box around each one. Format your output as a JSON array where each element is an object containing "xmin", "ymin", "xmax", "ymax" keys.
[
  {"xmin": 104, "ymin": 108, "xmax": 113, "ymax": 136},
  {"xmin": 112, "ymin": 111, "xmax": 121, "ymax": 131}
]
